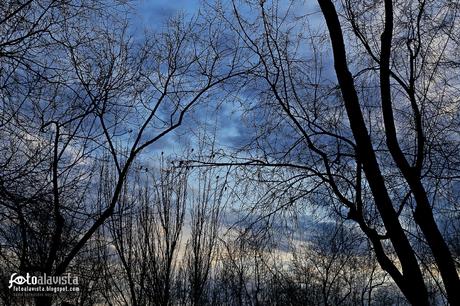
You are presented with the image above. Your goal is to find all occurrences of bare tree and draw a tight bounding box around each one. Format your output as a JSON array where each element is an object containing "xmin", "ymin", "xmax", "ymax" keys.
[
  {"xmin": 185, "ymin": 166, "xmax": 226, "ymax": 305},
  {"xmin": 2, "ymin": 0, "xmax": 459, "ymax": 305},
  {"xmin": 0, "ymin": 2, "xmax": 250, "ymax": 305},
  {"xmin": 203, "ymin": 0, "xmax": 460, "ymax": 304},
  {"xmin": 291, "ymin": 221, "xmax": 385, "ymax": 306}
]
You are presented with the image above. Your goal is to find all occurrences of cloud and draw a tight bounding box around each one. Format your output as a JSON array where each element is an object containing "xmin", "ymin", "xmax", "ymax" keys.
[{"xmin": 134, "ymin": 0, "xmax": 200, "ymax": 26}]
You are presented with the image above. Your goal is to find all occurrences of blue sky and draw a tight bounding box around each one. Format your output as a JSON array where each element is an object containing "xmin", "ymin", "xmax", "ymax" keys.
[
  {"xmin": 127, "ymin": 1, "xmax": 250, "ymax": 157},
  {"xmin": 126, "ymin": 0, "xmax": 332, "ymax": 159},
  {"xmin": 134, "ymin": 0, "xmax": 200, "ymax": 26}
]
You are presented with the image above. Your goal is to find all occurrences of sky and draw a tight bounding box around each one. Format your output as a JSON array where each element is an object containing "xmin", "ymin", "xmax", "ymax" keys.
[
  {"xmin": 126, "ymin": 1, "xmax": 250, "ymax": 158},
  {"xmin": 125, "ymin": 0, "xmax": 333, "ymax": 168},
  {"xmin": 133, "ymin": 0, "xmax": 201, "ymax": 27}
]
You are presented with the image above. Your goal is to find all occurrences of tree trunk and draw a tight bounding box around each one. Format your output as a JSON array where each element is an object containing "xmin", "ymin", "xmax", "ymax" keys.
[{"xmin": 316, "ymin": 0, "xmax": 430, "ymax": 304}]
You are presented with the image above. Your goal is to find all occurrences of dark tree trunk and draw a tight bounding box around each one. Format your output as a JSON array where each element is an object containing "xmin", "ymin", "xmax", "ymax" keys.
[
  {"xmin": 316, "ymin": 0, "xmax": 431, "ymax": 304},
  {"xmin": 378, "ymin": 0, "xmax": 460, "ymax": 303}
]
